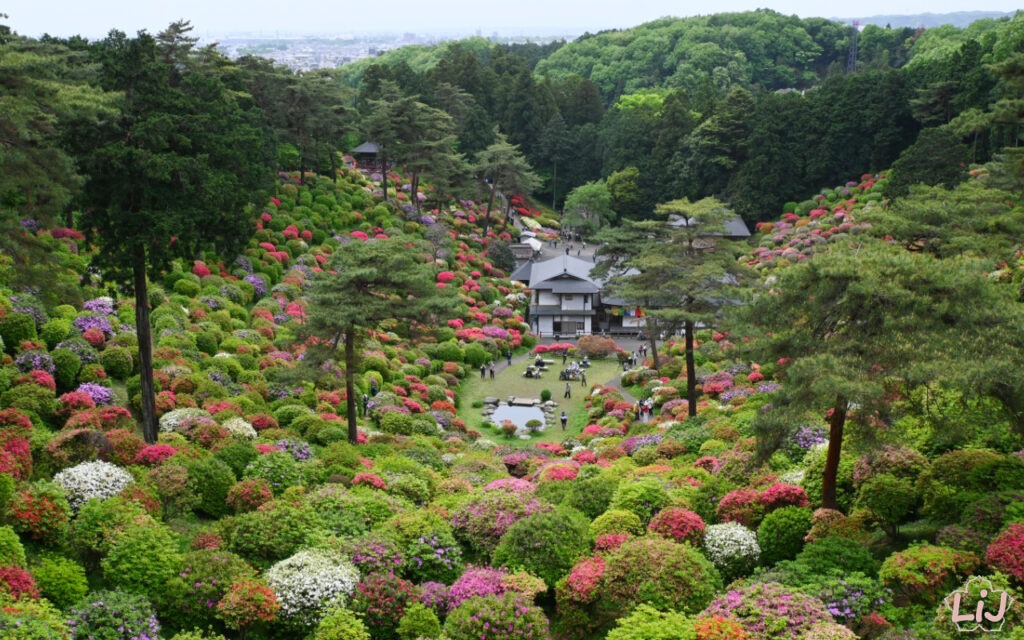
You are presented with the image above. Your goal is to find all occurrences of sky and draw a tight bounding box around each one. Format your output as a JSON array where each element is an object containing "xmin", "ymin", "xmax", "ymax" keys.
[{"xmin": 4, "ymin": 0, "xmax": 1020, "ymax": 39}]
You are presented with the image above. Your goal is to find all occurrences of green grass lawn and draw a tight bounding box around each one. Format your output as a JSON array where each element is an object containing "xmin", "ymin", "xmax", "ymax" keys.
[{"xmin": 456, "ymin": 358, "xmax": 625, "ymax": 446}]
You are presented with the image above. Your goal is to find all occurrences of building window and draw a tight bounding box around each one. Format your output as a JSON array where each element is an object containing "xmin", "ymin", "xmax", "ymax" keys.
[{"xmin": 563, "ymin": 295, "xmax": 574, "ymax": 301}]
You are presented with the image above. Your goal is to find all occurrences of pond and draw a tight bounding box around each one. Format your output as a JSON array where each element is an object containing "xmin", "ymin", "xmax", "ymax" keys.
[{"xmin": 490, "ymin": 404, "xmax": 546, "ymax": 430}]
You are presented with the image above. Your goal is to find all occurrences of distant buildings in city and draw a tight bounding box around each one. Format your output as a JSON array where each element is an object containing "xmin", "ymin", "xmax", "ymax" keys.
[{"xmin": 211, "ymin": 30, "xmax": 573, "ymax": 71}]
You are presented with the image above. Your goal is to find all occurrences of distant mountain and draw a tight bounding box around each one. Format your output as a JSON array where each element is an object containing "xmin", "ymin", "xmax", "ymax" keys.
[{"xmin": 839, "ymin": 10, "xmax": 1016, "ymax": 29}]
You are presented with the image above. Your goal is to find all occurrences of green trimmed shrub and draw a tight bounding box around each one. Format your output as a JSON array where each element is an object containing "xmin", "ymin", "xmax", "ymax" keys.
[
  {"xmin": 0, "ymin": 525, "xmax": 26, "ymax": 567},
  {"xmin": 1, "ymin": 384, "xmax": 56, "ymax": 424},
  {"xmin": 795, "ymin": 536, "xmax": 880, "ymax": 577},
  {"xmin": 397, "ymin": 603, "xmax": 441, "ymax": 640},
  {"xmin": 313, "ymin": 606, "xmax": 370, "ymax": 640},
  {"xmin": 220, "ymin": 501, "xmax": 324, "ymax": 567},
  {"xmin": 597, "ymin": 536, "xmax": 721, "ymax": 617},
  {"xmin": 563, "ymin": 474, "xmax": 619, "ymax": 519},
  {"xmin": 0, "ymin": 592, "xmax": 70, "ymax": 638},
  {"xmin": 606, "ymin": 604, "xmax": 695, "ymax": 640},
  {"xmin": 493, "ymin": 507, "xmax": 590, "ymax": 588},
  {"xmin": 188, "ymin": 456, "xmax": 236, "ymax": 518},
  {"xmin": 589, "ymin": 509, "xmax": 644, "ymax": 539},
  {"xmin": 68, "ymin": 589, "xmax": 159, "ymax": 639},
  {"xmin": 39, "ymin": 318, "xmax": 71, "ymax": 349},
  {"xmin": 757, "ymin": 506, "xmax": 812, "ymax": 566},
  {"xmin": 0, "ymin": 313, "xmax": 36, "ymax": 351},
  {"xmin": 608, "ymin": 477, "xmax": 670, "ymax": 524},
  {"xmin": 102, "ymin": 523, "xmax": 184, "ymax": 594},
  {"xmin": 214, "ymin": 441, "xmax": 258, "ymax": 478},
  {"xmin": 243, "ymin": 451, "xmax": 302, "ymax": 495},
  {"xmin": 380, "ymin": 412, "xmax": 415, "ymax": 436},
  {"xmin": 856, "ymin": 473, "xmax": 919, "ymax": 537},
  {"xmin": 29, "ymin": 554, "xmax": 89, "ymax": 610},
  {"xmin": 99, "ymin": 346, "xmax": 134, "ymax": 380}
]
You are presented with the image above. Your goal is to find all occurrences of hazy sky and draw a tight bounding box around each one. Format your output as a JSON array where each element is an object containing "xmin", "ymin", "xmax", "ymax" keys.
[{"xmin": 5, "ymin": 0, "xmax": 1020, "ymax": 39}]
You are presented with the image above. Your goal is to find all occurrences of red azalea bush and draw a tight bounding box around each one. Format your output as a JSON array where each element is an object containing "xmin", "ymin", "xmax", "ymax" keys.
[
  {"xmin": 558, "ymin": 556, "xmax": 606, "ymax": 604},
  {"xmin": 352, "ymin": 472, "xmax": 387, "ymax": 490},
  {"xmin": 985, "ymin": 523, "xmax": 1024, "ymax": 584},
  {"xmin": 759, "ymin": 483, "xmax": 809, "ymax": 511},
  {"xmin": 693, "ymin": 615, "xmax": 749, "ymax": 640},
  {"xmin": 134, "ymin": 444, "xmax": 178, "ymax": 466},
  {"xmin": 226, "ymin": 477, "xmax": 275, "ymax": 514},
  {"xmin": 717, "ymin": 488, "xmax": 764, "ymax": 527},
  {"xmin": 104, "ymin": 429, "xmax": 146, "ymax": 466},
  {"xmin": 879, "ymin": 544, "xmax": 979, "ymax": 605},
  {"xmin": 648, "ymin": 507, "xmax": 706, "ymax": 547},
  {"xmin": 352, "ymin": 573, "xmax": 415, "ymax": 634},
  {"xmin": 6, "ymin": 483, "xmax": 70, "ymax": 544},
  {"xmin": 0, "ymin": 565, "xmax": 40, "ymax": 600},
  {"xmin": 217, "ymin": 578, "xmax": 280, "ymax": 631}
]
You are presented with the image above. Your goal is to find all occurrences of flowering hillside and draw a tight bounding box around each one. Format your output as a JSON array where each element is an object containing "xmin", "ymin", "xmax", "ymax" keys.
[{"xmin": 0, "ymin": 165, "xmax": 1022, "ymax": 640}]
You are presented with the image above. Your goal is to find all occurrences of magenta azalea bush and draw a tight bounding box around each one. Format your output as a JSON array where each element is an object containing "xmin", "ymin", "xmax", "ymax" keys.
[{"xmin": 700, "ymin": 582, "xmax": 834, "ymax": 639}]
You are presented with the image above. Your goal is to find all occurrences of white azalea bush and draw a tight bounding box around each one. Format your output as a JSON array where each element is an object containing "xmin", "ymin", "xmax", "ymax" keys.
[
  {"xmin": 265, "ymin": 549, "xmax": 360, "ymax": 627},
  {"xmin": 53, "ymin": 460, "xmax": 134, "ymax": 511},
  {"xmin": 704, "ymin": 522, "xmax": 761, "ymax": 582},
  {"xmin": 221, "ymin": 416, "xmax": 257, "ymax": 440},
  {"xmin": 159, "ymin": 407, "xmax": 212, "ymax": 433}
]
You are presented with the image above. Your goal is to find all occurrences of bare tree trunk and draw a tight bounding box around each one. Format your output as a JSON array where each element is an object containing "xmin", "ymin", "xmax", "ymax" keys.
[
  {"xmin": 483, "ymin": 179, "xmax": 498, "ymax": 240},
  {"xmin": 133, "ymin": 245, "xmax": 158, "ymax": 443},
  {"xmin": 685, "ymin": 318, "xmax": 697, "ymax": 418},
  {"xmin": 345, "ymin": 327, "xmax": 358, "ymax": 444},
  {"xmin": 822, "ymin": 395, "xmax": 848, "ymax": 509}
]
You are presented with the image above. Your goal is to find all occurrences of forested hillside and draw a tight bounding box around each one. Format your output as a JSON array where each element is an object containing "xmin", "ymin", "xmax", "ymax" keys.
[
  {"xmin": 342, "ymin": 10, "xmax": 1021, "ymax": 222},
  {"xmin": 3, "ymin": 9, "xmax": 1024, "ymax": 640}
]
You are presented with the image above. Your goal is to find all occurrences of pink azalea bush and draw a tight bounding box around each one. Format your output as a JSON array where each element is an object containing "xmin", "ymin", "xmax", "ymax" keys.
[{"xmin": 699, "ymin": 582, "xmax": 834, "ymax": 639}]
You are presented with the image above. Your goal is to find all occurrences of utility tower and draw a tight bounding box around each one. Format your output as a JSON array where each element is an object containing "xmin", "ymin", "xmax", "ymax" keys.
[{"xmin": 846, "ymin": 21, "xmax": 860, "ymax": 74}]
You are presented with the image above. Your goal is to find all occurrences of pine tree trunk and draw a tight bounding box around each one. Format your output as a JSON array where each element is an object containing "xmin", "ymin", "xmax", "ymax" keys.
[
  {"xmin": 483, "ymin": 180, "xmax": 498, "ymax": 240},
  {"xmin": 380, "ymin": 152, "xmax": 389, "ymax": 202},
  {"xmin": 822, "ymin": 395, "xmax": 848, "ymax": 510},
  {"xmin": 345, "ymin": 327, "xmax": 358, "ymax": 444},
  {"xmin": 685, "ymin": 318, "xmax": 697, "ymax": 418},
  {"xmin": 133, "ymin": 245, "xmax": 158, "ymax": 444}
]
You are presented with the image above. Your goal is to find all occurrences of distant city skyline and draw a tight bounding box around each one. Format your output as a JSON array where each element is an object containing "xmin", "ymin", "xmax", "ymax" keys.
[{"xmin": 5, "ymin": 1, "xmax": 1021, "ymax": 39}]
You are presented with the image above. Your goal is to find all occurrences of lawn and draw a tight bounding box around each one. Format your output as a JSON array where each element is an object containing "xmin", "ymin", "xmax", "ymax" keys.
[{"xmin": 456, "ymin": 357, "xmax": 626, "ymax": 446}]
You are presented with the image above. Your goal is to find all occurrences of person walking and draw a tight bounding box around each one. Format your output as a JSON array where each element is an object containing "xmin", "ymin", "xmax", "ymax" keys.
[
  {"xmin": 489, "ymin": 363, "xmax": 495, "ymax": 380},
  {"xmin": 564, "ymin": 382, "xmax": 572, "ymax": 399},
  {"xmin": 480, "ymin": 364, "xmax": 486, "ymax": 379},
  {"xmin": 361, "ymin": 393, "xmax": 369, "ymax": 417},
  {"xmin": 506, "ymin": 349, "xmax": 512, "ymax": 366},
  {"xmin": 560, "ymin": 411, "xmax": 568, "ymax": 431},
  {"xmin": 580, "ymin": 370, "xmax": 587, "ymax": 387}
]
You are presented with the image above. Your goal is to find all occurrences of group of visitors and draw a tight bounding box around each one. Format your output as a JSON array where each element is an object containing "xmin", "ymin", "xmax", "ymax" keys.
[{"xmin": 633, "ymin": 398, "xmax": 655, "ymax": 421}]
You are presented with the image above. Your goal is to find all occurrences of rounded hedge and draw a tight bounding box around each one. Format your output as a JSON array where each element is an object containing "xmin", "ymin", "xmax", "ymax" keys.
[
  {"xmin": 757, "ymin": 506, "xmax": 812, "ymax": 566},
  {"xmin": 493, "ymin": 507, "xmax": 591, "ymax": 588}
]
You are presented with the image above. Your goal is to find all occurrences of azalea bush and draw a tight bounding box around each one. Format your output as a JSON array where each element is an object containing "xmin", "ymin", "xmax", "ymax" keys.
[
  {"xmin": 985, "ymin": 523, "xmax": 1024, "ymax": 584},
  {"xmin": 699, "ymin": 582, "xmax": 834, "ymax": 640},
  {"xmin": 648, "ymin": 507, "xmax": 706, "ymax": 547},
  {"xmin": 596, "ymin": 537, "xmax": 721, "ymax": 619},
  {"xmin": 349, "ymin": 571, "xmax": 417, "ymax": 639},
  {"xmin": 264, "ymin": 549, "xmax": 360, "ymax": 628},
  {"xmin": 216, "ymin": 578, "xmax": 280, "ymax": 632},
  {"xmin": 53, "ymin": 460, "xmax": 134, "ymax": 512},
  {"xmin": 704, "ymin": 522, "xmax": 761, "ymax": 582},
  {"xmin": 443, "ymin": 593, "xmax": 548, "ymax": 640},
  {"xmin": 6, "ymin": 481, "xmax": 70, "ymax": 545},
  {"xmin": 492, "ymin": 507, "xmax": 590, "ymax": 588},
  {"xmin": 67, "ymin": 589, "xmax": 161, "ymax": 640},
  {"xmin": 878, "ymin": 543, "xmax": 978, "ymax": 605}
]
